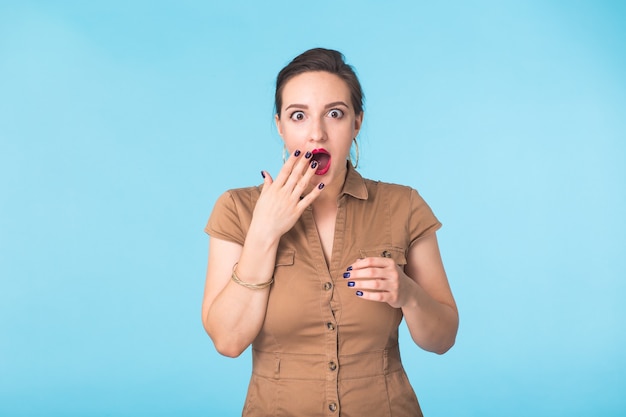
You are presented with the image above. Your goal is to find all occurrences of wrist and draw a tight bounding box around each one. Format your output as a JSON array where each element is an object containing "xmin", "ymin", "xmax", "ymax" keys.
[
  {"xmin": 399, "ymin": 275, "xmax": 422, "ymax": 310},
  {"xmin": 231, "ymin": 263, "xmax": 273, "ymax": 290},
  {"xmin": 246, "ymin": 220, "xmax": 282, "ymax": 250}
]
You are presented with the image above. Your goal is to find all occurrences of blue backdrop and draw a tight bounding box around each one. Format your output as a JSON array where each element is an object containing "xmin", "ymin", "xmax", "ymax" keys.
[{"xmin": 1, "ymin": 1, "xmax": 624, "ymax": 416}]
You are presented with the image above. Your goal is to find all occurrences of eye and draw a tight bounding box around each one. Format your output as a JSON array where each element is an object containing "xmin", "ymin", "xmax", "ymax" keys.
[
  {"xmin": 328, "ymin": 109, "xmax": 344, "ymax": 118},
  {"xmin": 290, "ymin": 111, "xmax": 305, "ymax": 121}
]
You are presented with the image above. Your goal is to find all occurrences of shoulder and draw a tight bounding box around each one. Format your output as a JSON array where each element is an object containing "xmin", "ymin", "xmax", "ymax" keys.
[
  {"xmin": 206, "ymin": 185, "xmax": 262, "ymax": 241},
  {"xmin": 214, "ymin": 185, "xmax": 262, "ymax": 209},
  {"xmin": 357, "ymin": 175, "xmax": 441, "ymax": 245},
  {"xmin": 361, "ymin": 176, "xmax": 438, "ymax": 220},
  {"xmin": 362, "ymin": 177, "xmax": 418, "ymax": 202},
  {"xmin": 209, "ymin": 184, "xmax": 263, "ymax": 224},
  {"xmin": 221, "ymin": 184, "xmax": 262, "ymax": 198}
]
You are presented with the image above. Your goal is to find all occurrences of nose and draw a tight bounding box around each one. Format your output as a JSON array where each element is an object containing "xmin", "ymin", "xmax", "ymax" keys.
[{"xmin": 308, "ymin": 117, "xmax": 327, "ymax": 143}]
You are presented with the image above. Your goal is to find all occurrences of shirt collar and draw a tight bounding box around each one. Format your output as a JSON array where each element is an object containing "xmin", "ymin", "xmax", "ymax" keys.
[{"xmin": 340, "ymin": 162, "xmax": 369, "ymax": 200}]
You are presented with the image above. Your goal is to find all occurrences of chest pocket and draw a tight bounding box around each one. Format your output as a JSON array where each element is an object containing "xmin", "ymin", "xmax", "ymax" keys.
[{"xmin": 359, "ymin": 247, "xmax": 407, "ymax": 266}]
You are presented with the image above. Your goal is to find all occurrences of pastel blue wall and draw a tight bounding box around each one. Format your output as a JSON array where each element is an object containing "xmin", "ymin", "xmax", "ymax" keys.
[{"xmin": 1, "ymin": 1, "xmax": 624, "ymax": 416}]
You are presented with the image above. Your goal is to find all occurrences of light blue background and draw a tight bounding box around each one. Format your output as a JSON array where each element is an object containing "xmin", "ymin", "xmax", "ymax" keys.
[{"xmin": 1, "ymin": 1, "xmax": 625, "ymax": 416}]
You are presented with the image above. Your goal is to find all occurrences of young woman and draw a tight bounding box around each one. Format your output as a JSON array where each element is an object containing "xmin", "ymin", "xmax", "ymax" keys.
[{"xmin": 202, "ymin": 48, "xmax": 458, "ymax": 416}]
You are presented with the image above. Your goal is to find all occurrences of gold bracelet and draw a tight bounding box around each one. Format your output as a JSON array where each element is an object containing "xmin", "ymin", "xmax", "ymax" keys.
[{"xmin": 231, "ymin": 263, "xmax": 274, "ymax": 290}]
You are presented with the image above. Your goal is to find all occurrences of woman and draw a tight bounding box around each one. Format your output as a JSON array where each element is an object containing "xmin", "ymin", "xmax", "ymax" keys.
[{"xmin": 202, "ymin": 48, "xmax": 458, "ymax": 416}]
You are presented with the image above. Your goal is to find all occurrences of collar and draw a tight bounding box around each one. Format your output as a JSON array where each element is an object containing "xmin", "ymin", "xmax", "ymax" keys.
[{"xmin": 340, "ymin": 162, "xmax": 369, "ymax": 200}]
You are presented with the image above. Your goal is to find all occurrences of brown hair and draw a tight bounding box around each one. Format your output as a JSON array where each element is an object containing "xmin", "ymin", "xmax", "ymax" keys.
[{"xmin": 275, "ymin": 48, "xmax": 364, "ymax": 118}]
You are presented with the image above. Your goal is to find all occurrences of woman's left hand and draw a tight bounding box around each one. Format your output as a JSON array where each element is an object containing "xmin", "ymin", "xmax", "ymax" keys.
[{"xmin": 343, "ymin": 257, "xmax": 411, "ymax": 309}]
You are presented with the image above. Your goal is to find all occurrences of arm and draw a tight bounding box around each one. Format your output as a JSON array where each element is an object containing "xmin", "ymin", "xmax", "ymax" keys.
[
  {"xmin": 401, "ymin": 233, "xmax": 458, "ymax": 354},
  {"xmin": 201, "ymin": 233, "xmax": 277, "ymax": 358},
  {"xmin": 345, "ymin": 232, "xmax": 458, "ymax": 354},
  {"xmin": 201, "ymin": 150, "xmax": 323, "ymax": 357}
]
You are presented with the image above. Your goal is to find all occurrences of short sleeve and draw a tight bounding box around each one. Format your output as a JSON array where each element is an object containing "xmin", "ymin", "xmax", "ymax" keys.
[
  {"xmin": 204, "ymin": 190, "xmax": 246, "ymax": 245},
  {"xmin": 408, "ymin": 188, "xmax": 442, "ymax": 247}
]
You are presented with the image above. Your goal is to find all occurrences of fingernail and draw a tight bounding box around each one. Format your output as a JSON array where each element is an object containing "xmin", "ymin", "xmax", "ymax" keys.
[
  {"xmin": 318, "ymin": 183, "xmax": 325, "ymax": 190},
  {"xmin": 347, "ymin": 281, "xmax": 355, "ymax": 287},
  {"xmin": 356, "ymin": 291, "xmax": 363, "ymax": 296},
  {"xmin": 347, "ymin": 266, "xmax": 352, "ymax": 271},
  {"xmin": 305, "ymin": 151, "xmax": 312, "ymax": 159},
  {"xmin": 261, "ymin": 171, "xmax": 266, "ymax": 178},
  {"xmin": 311, "ymin": 160, "xmax": 318, "ymax": 169},
  {"xmin": 343, "ymin": 272, "xmax": 350, "ymax": 278},
  {"xmin": 294, "ymin": 150, "xmax": 301, "ymax": 157}
]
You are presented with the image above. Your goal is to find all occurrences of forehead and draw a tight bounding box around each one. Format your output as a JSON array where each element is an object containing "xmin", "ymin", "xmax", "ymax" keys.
[{"xmin": 281, "ymin": 71, "xmax": 351, "ymax": 105}]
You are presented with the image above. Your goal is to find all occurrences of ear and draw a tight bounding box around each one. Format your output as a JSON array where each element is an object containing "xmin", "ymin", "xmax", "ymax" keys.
[
  {"xmin": 353, "ymin": 112, "xmax": 364, "ymax": 136},
  {"xmin": 275, "ymin": 114, "xmax": 284, "ymax": 137}
]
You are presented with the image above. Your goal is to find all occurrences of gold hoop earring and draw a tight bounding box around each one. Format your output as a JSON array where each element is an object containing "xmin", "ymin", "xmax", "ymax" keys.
[
  {"xmin": 350, "ymin": 137, "xmax": 359, "ymax": 168},
  {"xmin": 282, "ymin": 144, "xmax": 288, "ymax": 163}
]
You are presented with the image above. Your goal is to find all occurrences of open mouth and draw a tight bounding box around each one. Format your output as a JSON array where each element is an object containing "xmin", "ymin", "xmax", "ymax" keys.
[{"xmin": 311, "ymin": 148, "xmax": 331, "ymax": 175}]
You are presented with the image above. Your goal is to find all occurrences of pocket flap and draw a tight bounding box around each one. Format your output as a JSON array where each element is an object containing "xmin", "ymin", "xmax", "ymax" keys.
[
  {"xmin": 275, "ymin": 249, "xmax": 295, "ymax": 267},
  {"xmin": 359, "ymin": 247, "xmax": 407, "ymax": 265}
]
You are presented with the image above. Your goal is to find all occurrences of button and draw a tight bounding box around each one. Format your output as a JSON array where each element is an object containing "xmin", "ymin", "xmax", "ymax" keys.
[
  {"xmin": 329, "ymin": 402, "xmax": 338, "ymax": 412},
  {"xmin": 329, "ymin": 361, "xmax": 337, "ymax": 371},
  {"xmin": 381, "ymin": 250, "xmax": 392, "ymax": 258},
  {"xmin": 323, "ymin": 282, "xmax": 333, "ymax": 291},
  {"xmin": 326, "ymin": 322, "xmax": 335, "ymax": 330}
]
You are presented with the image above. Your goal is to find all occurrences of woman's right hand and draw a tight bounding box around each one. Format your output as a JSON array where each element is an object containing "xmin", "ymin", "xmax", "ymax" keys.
[
  {"xmin": 203, "ymin": 149, "xmax": 323, "ymax": 357},
  {"xmin": 253, "ymin": 149, "xmax": 324, "ymax": 239}
]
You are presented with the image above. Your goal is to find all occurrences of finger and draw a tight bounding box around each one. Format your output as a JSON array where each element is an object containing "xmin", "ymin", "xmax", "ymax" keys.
[
  {"xmin": 348, "ymin": 278, "xmax": 398, "ymax": 305},
  {"xmin": 297, "ymin": 180, "xmax": 325, "ymax": 208},
  {"xmin": 260, "ymin": 170, "xmax": 273, "ymax": 185},
  {"xmin": 342, "ymin": 268, "xmax": 382, "ymax": 284},
  {"xmin": 344, "ymin": 264, "xmax": 386, "ymax": 279},
  {"xmin": 349, "ymin": 257, "xmax": 394, "ymax": 271},
  {"xmin": 353, "ymin": 289, "xmax": 387, "ymax": 303},
  {"xmin": 258, "ymin": 170, "xmax": 274, "ymax": 198},
  {"xmin": 291, "ymin": 157, "xmax": 321, "ymax": 198},
  {"xmin": 277, "ymin": 150, "xmax": 314, "ymax": 197},
  {"xmin": 283, "ymin": 152, "xmax": 311, "ymax": 192},
  {"xmin": 346, "ymin": 277, "xmax": 385, "ymax": 291},
  {"xmin": 355, "ymin": 285, "xmax": 402, "ymax": 306},
  {"xmin": 295, "ymin": 150, "xmax": 315, "ymax": 176},
  {"xmin": 273, "ymin": 149, "xmax": 302, "ymax": 186}
]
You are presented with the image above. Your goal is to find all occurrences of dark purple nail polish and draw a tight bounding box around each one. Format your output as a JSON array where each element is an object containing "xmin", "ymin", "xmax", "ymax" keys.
[
  {"xmin": 311, "ymin": 160, "xmax": 318, "ymax": 169},
  {"xmin": 356, "ymin": 291, "xmax": 363, "ymax": 296},
  {"xmin": 318, "ymin": 183, "xmax": 325, "ymax": 190},
  {"xmin": 294, "ymin": 150, "xmax": 301, "ymax": 157},
  {"xmin": 347, "ymin": 266, "xmax": 353, "ymax": 271},
  {"xmin": 347, "ymin": 281, "xmax": 355, "ymax": 287},
  {"xmin": 343, "ymin": 272, "xmax": 350, "ymax": 279},
  {"xmin": 305, "ymin": 151, "xmax": 312, "ymax": 159}
]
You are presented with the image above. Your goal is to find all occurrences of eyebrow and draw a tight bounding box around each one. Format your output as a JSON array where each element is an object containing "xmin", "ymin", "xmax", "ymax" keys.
[{"xmin": 284, "ymin": 101, "xmax": 350, "ymax": 111}]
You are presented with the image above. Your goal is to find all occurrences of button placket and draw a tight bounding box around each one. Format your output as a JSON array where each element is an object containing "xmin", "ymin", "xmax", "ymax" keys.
[{"xmin": 322, "ymin": 280, "xmax": 339, "ymax": 415}]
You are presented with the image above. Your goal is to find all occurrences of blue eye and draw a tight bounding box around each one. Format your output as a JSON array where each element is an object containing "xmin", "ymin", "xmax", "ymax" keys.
[
  {"xmin": 290, "ymin": 111, "xmax": 305, "ymax": 121},
  {"xmin": 328, "ymin": 109, "xmax": 344, "ymax": 118}
]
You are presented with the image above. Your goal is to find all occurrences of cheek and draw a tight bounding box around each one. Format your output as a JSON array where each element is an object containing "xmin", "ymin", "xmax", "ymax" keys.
[
  {"xmin": 337, "ymin": 119, "xmax": 357, "ymax": 135},
  {"xmin": 280, "ymin": 126, "xmax": 306, "ymax": 151},
  {"xmin": 337, "ymin": 125, "xmax": 356, "ymax": 146},
  {"xmin": 281, "ymin": 126, "xmax": 299, "ymax": 142}
]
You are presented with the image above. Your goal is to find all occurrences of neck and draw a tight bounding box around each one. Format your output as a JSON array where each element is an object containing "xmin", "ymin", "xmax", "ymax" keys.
[
  {"xmin": 312, "ymin": 165, "xmax": 348, "ymax": 209},
  {"xmin": 312, "ymin": 192, "xmax": 339, "ymax": 210}
]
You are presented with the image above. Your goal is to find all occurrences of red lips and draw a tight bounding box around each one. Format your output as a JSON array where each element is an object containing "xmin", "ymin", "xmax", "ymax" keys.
[{"xmin": 311, "ymin": 148, "xmax": 331, "ymax": 175}]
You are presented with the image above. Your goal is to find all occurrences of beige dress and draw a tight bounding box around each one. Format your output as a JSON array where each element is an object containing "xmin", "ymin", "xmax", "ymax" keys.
[{"xmin": 206, "ymin": 164, "xmax": 441, "ymax": 417}]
